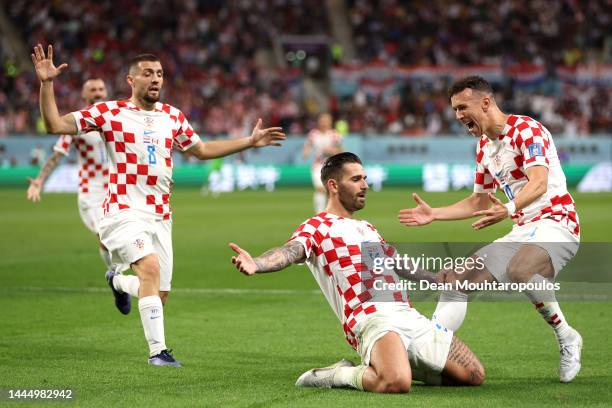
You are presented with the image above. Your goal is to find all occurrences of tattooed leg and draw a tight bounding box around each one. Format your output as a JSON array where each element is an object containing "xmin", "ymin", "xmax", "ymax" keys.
[{"xmin": 441, "ymin": 336, "xmax": 485, "ymax": 386}]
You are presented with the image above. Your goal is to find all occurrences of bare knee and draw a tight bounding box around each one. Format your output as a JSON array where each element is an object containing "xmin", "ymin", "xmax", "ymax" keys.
[
  {"xmin": 471, "ymin": 360, "xmax": 485, "ymax": 386},
  {"xmin": 375, "ymin": 371, "xmax": 412, "ymax": 393},
  {"xmin": 135, "ymin": 255, "xmax": 160, "ymax": 279},
  {"xmin": 443, "ymin": 336, "xmax": 485, "ymax": 386}
]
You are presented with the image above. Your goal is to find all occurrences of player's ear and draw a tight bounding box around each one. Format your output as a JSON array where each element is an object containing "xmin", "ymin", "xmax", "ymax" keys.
[
  {"xmin": 327, "ymin": 178, "xmax": 338, "ymax": 194},
  {"xmin": 126, "ymin": 74, "xmax": 134, "ymax": 87},
  {"xmin": 482, "ymin": 95, "xmax": 490, "ymax": 112}
]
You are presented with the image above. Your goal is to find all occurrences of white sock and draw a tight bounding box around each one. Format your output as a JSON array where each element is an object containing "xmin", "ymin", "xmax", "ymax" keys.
[
  {"xmin": 333, "ymin": 365, "xmax": 367, "ymax": 390},
  {"xmin": 99, "ymin": 248, "xmax": 112, "ymax": 269},
  {"xmin": 432, "ymin": 290, "xmax": 468, "ymax": 332},
  {"xmin": 523, "ymin": 275, "xmax": 571, "ymax": 342},
  {"xmin": 314, "ymin": 192, "xmax": 326, "ymax": 213},
  {"xmin": 138, "ymin": 295, "xmax": 167, "ymax": 357},
  {"xmin": 113, "ymin": 274, "xmax": 140, "ymax": 298}
]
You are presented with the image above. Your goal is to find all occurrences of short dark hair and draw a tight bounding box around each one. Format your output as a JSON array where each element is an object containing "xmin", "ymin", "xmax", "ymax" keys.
[
  {"xmin": 448, "ymin": 76, "xmax": 493, "ymax": 99},
  {"xmin": 320, "ymin": 152, "xmax": 362, "ymax": 187},
  {"xmin": 128, "ymin": 54, "xmax": 160, "ymax": 73}
]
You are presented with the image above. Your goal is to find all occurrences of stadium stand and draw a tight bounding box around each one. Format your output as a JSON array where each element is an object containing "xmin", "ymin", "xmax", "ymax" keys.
[{"xmin": 0, "ymin": 0, "xmax": 610, "ymax": 137}]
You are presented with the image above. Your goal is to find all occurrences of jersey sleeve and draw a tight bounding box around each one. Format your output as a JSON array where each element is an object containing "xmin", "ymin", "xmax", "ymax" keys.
[
  {"xmin": 288, "ymin": 217, "xmax": 326, "ymax": 260},
  {"xmin": 71, "ymin": 102, "xmax": 109, "ymax": 132},
  {"xmin": 515, "ymin": 119, "xmax": 550, "ymax": 170},
  {"xmin": 173, "ymin": 110, "xmax": 200, "ymax": 151},
  {"xmin": 473, "ymin": 138, "xmax": 496, "ymax": 193},
  {"xmin": 53, "ymin": 135, "xmax": 74, "ymax": 156}
]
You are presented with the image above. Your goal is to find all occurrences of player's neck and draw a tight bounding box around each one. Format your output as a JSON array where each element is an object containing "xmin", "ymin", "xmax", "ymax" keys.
[
  {"xmin": 483, "ymin": 110, "xmax": 509, "ymax": 140},
  {"xmin": 129, "ymin": 96, "xmax": 157, "ymax": 111},
  {"xmin": 325, "ymin": 202, "xmax": 353, "ymax": 218}
]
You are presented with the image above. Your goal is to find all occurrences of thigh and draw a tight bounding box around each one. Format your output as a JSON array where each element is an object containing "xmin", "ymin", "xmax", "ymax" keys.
[
  {"xmin": 441, "ymin": 335, "xmax": 485, "ymax": 386},
  {"xmin": 408, "ymin": 320, "xmax": 454, "ymax": 385},
  {"xmin": 444, "ymin": 255, "xmax": 498, "ymax": 290},
  {"xmin": 368, "ymin": 332, "xmax": 411, "ymax": 380},
  {"xmin": 154, "ymin": 220, "xmax": 173, "ymax": 292},
  {"xmin": 99, "ymin": 213, "xmax": 155, "ymax": 267},
  {"xmin": 507, "ymin": 244, "xmax": 554, "ymax": 282},
  {"xmin": 530, "ymin": 221, "xmax": 580, "ymax": 277},
  {"xmin": 474, "ymin": 240, "xmax": 521, "ymax": 284}
]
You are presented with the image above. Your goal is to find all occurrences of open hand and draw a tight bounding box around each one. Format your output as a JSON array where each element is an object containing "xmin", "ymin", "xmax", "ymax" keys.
[
  {"xmin": 249, "ymin": 119, "xmax": 286, "ymax": 148},
  {"xmin": 229, "ymin": 242, "xmax": 258, "ymax": 276},
  {"xmin": 471, "ymin": 193, "xmax": 509, "ymax": 230},
  {"xmin": 31, "ymin": 44, "xmax": 68, "ymax": 82},
  {"xmin": 26, "ymin": 177, "xmax": 43, "ymax": 202},
  {"xmin": 398, "ymin": 193, "xmax": 434, "ymax": 227}
]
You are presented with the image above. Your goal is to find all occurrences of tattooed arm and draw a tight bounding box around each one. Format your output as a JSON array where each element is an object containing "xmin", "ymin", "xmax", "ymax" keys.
[
  {"xmin": 229, "ymin": 241, "xmax": 306, "ymax": 275},
  {"xmin": 27, "ymin": 151, "xmax": 64, "ymax": 202}
]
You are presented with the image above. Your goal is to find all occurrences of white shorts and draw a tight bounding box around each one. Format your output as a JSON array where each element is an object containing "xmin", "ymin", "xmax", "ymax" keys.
[
  {"xmin": 78, "ymin": 204, "xmax": 104, "ymax": 234},
  {"xmin": 476, "ymin": 219, "xmax": 580, "ymax": 283},
  {"xmin": 98, "ymin": 210, "xmax": 174, "ymax": 291},
  {"xmin": 356, "ymin": 309, "xmax": 453, "ymax": 385},
  {"xmin": 311, "ymin": 163, "xmax": 324, "ymax": 189}
]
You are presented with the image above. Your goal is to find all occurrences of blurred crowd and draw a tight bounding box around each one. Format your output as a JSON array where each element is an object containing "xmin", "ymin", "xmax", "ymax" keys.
[
  {"xmin": 339, "ymin": 0, "xmax": 611, "ymax": 135},
  {"xmin": 0, "ymin": 0, "xmax": 610, "ymax": 138},
  {"xmin": 1, "ymin": 0, "xmax": 327, "ymax": 137}
]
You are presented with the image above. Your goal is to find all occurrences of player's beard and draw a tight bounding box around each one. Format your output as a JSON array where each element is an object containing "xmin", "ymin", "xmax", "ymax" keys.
[
  {"xmin": 141, "ymin": 86, "xmax": 161, "ymax": 104},
  {"xmin": 338, "ymin": 187, "xmax": 366, "ymax": 212},
  {"xmin": 143, "ymin": 91, "xmax": 160, "ymax": 104},
  {"xmin": 87, "ymin": 96, "xmax": 104, "ymax": 105}
]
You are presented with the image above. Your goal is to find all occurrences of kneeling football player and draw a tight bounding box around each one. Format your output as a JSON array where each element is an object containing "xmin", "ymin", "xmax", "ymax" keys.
[{"xmin": 229, "ymin": 153, "xmax": 484, "ymax": 392}]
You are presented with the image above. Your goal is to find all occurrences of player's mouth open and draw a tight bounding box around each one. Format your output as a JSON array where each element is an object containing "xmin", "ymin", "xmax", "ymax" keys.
[{"xmin": 466, "ymin": 120, "xmax": 476, "ymax": 132}]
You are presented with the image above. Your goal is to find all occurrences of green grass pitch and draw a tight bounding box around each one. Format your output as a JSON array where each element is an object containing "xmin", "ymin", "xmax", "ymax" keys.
[{"xmin": 1, "ymin": 188, "xmax": 611, "ymax": 407}]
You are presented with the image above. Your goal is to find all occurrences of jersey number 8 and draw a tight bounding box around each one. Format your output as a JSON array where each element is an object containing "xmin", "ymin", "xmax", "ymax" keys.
[{"xmin": 147, "ymin": 145, "xmax": 156, "ymax": 165}]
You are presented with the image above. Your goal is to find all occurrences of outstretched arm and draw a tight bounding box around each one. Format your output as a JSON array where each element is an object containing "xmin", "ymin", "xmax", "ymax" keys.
[
  {"xmin": 229, "ymin": 241, "xmax": 306, "ymax": 275},
  {"xmin": 27, "ymin": 151, "xmax": 64, "ymax": 202},
  {"xmin": 398, "ymin": 192, "xmax": 490, "ymax": 227},
  {"xmin": 188, "ymin": 119, "xmax": 285, "ymax": 160},
  {"xmin": 31, "ymin": 44, "xmax": 78, "ymax": 135}
]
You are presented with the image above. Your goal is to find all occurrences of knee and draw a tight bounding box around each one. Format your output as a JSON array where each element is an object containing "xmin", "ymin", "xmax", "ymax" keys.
[
  {"xmin": 469, "ymin": 361, "xmax": 486, "ymax": 386},
  {"xmin": 159, "ymin": 291, "xmax": 169, "ymax": 305},
  {"xmin": 135, "ymin": 256, "xmax": 160, "ymax": 280},
  {"xmin": 377, "ymin": 372, "xmax": 412, "ymax": 393},
  {"xmin": 506, "ymin": 262, "xmax": 526, "ymax": 283}
]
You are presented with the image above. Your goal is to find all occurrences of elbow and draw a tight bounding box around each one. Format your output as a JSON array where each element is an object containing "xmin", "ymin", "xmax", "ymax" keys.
[
  {"xmin": 535, "ymin": 179, "xmax": 547, "ymax": 197},
  {"xmin": 44, "ymin": 121, "xmax": 63, "ymax": 135}
]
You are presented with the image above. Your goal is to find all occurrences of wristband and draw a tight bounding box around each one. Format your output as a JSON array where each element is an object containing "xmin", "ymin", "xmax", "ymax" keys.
[{"xmin": 504, "ymin": 201, "xmax": 516, "ymax": 217}]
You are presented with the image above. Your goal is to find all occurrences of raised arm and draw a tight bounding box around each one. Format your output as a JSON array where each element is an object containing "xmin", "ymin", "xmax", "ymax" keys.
[
  {"xmin": 187, "ymin": 119, "xmax": 285, "ymax": 160},
  {"xmin": 398, "ymin": 192, "xmax": 490, "ymax": 227},
  {"xmin": 31, "ymin": 44, "xmax": 78, "ymax": 135},
  {"xmin": 229, "ymin": 241, "xmax": 306, "ymax": 276},
  {"xmin": 26, "ymin": 151, "xmax": 64, "ymax": 202}
]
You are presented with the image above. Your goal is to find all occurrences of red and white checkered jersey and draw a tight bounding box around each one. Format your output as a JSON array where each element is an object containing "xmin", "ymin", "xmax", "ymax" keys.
[
  {"xmin": 71, "ymin": 100, "xmax": 200, "ymax": 220},
  {"xmin": 307, "ymin": 129, "xmax": 342, "ymax": 165},
  {"xmin": 289, "ymin": 212, "xmax": 411, "ymax": 350},
  {"xmin": 474, "ymin": 114, "xmax": 580, "ymax": 236},
  {"xmin": 53, "ymin": 130, "xmax": 108, "ymax": 208}
]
